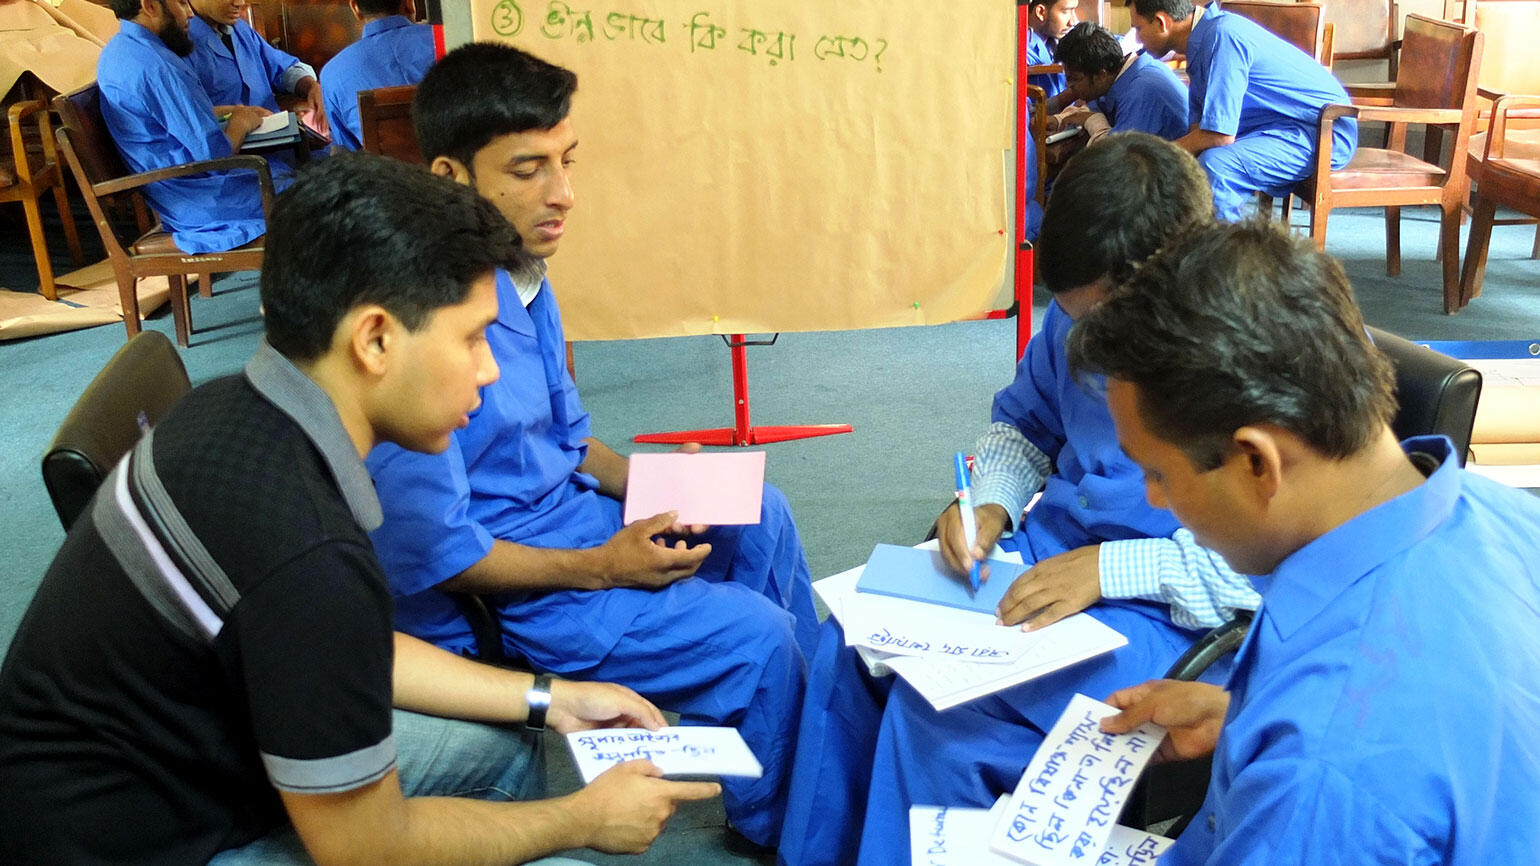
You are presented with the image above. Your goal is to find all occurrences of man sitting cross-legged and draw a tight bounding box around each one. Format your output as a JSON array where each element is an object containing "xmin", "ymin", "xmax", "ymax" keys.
[
  {"xmin": 779, "ymin": 134, "xmax": 1260, "ymax": 866},
  {"xmin": 365, "ymin": 42, "xmax": 819, "ymax": 851}
]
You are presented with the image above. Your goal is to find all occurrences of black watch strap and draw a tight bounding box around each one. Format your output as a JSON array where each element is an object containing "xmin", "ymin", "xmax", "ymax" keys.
[{"xmin": 524, "ymin": 673, "xmax": 554, "ymax": 732}]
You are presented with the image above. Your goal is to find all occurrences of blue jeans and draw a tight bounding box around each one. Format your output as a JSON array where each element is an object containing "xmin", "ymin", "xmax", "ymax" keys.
[{"xmin": 210, "ymin": 709, "xmax": 585, "ymax": 866}]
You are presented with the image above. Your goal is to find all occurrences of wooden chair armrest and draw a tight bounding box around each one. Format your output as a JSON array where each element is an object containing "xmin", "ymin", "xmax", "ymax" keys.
[
  {"xmin": 1345, "ymin": 82, "xmax": 1396, "ymax": 105},
  {"xmin": 1027, "ymin": 63, "xmax": 1064, "ymax": 76},
  {"xmin": 7, "ymin": 100, "xmax": 49, "ymax": 178},
  {"xmin": 1488, "ymin": 94, "xmax": 1540, "ymax": 158},
  {"xmin": 1477, "ymin": 85, "xmax": 1508, "ymax": 103},
  {"xmin": 91, "ymin": 152, "xmax": 277, "ymax": 217},
  {"xmin": 1352, "ymin": 105, "xmax": 1463, "ymax": 126}
]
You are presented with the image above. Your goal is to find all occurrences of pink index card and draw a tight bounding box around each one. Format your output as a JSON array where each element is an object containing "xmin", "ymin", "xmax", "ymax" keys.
[{"xmin": 623, "ymin": 451, "xmax": 766, "ymax": 526}]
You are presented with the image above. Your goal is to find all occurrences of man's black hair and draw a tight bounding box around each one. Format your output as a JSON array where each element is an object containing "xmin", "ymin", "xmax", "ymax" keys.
[
  {"xmin": 108, "ymin": 0, "xmax": 142, "ymax": 19},
  {"xmin": 261, "ymin": 152, "xmax": 532, "ymax": 360},
  {"xmin": 1037, "ymin": 132, "xmax": 1212, "ymax": 293},
  {"xmin": 354, "ymin": 0, "xmax": 407, "ymax": 17},
  {"xmin": 1028, "ymin": 0, "xmax": 1073, "ymax": 10},
  {"xmin": 413, "ymin": 42, "xmax": 577, "ymax": 169},
  {"xmin": 1130, "ymin": 0, "xmax": 1195, "ymax": 21},
  {"xmin": 1067, "ymin": 221, "xmax": 1396, "ymax": 469},
  {"xmin": 1056, "ymin": 22, "xmax": 1125, "ymax": 77}
]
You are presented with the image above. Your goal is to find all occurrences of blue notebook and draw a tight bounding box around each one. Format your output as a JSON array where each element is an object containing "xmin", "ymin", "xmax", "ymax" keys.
[{"xmin": 853, "ymin": 543, "xmax": 1028, "ymax": 614}]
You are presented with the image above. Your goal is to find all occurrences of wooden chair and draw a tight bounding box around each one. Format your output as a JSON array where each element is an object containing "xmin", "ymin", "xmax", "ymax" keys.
[
  {"xmin": 2, "ymin": 99, "xmax": 85, "ymax": 300},
  {"xmin": 53, "ymin": 84, "xmax": 273, "ymax": 347},
  {"xmin": 1224, "ymin": 0, "xmax": 1334, "ymax": 65},
  {"xmin": 1461, "ymin": 0, "xmax": 1540, "ymax": 259},
  {"xmin": 358, "ymin": 84, "xmax": 423, "ymax": 165},
  {"xmin": 1458, "ymin": 94, "xmax": 1540, "ymax": 310},
  {"xmin": 1289, "ymin": 15, "xmax": 1483, "ymax": 314}
]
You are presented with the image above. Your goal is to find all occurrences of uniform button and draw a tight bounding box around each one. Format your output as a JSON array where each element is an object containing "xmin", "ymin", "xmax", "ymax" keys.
[
  {"xmin": 1077, "ymin": 495, "xmax": 1090, "ymax": 509},
  {"xmin": 1207, "ymin": 813, "xmax": 1216, "ymax": 832}
]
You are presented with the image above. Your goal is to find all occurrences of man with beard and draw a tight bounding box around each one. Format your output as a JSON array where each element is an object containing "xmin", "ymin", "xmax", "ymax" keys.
[{"xmin": 97, "ymin": 0, "xmax": 284, "ymax": 254}]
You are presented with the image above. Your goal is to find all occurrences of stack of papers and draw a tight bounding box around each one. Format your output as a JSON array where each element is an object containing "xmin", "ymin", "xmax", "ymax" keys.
[
  {"xmin": 816, "ymin": 542, "xmax": 1127, "ymax": 711},
  {"xmin": 908, "ymin": 695, "xmax": 1173, "ymax": 865}
]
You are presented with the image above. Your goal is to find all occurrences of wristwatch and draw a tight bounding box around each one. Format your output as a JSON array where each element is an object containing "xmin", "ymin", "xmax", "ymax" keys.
[{"xmin": 524, "ymin": 673, "xmax": 554, "ymax": 732}]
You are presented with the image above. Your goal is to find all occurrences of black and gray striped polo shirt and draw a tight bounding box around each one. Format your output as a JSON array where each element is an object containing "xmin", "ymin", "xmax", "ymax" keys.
[{"xmin": 0, "ymin": 343, "xmax": 398, "ymax": 865}]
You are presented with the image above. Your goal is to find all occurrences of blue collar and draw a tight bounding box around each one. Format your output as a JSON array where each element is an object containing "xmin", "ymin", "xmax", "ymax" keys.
[
  {"xmin": 363, "ymin": 15, "xmax": 416, "ymax": 37},
  {"xmin": 494, "ymin": 267, "xmax": 548, "ymax": 337},
  {"xmin": 1255, "ymin": 436, "xmax": 1460, "ymax": 640},
  {"xmin": 119, "ymin": 19, "xmax": 178, "ymax": 57}
]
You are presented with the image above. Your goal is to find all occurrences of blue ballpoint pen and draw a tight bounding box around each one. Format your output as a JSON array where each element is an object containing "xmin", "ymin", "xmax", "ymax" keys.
[{"xmin": 953, "ymin": 452, "xmax": 982, "ymax": 592}]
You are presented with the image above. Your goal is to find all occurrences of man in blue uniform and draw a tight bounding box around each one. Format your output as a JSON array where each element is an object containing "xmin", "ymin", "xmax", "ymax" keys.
[
  {"xmin": 1053, "ymin": 21, "xmax": 1187, "ymax": 142},
  {"xmin": 365, "ymin": 43, "xmax": 818, "ymax": 852},
  {"xmin": 1087, "ymin": 221, "xmax": 1540, "ymax": 865},
  {"xmin": 98, "ymin": 0, "xmax": 282, "ymax": 254},
  {"xmin": 778, "ymin": 135, "xmax": 1260, "ymax": 866},
  {"xmin": 186, "ymin": 0, "xmax": 325, "ymax": 134},
  {"xmin": 320, "ymin": 0, "xmax": 436, "ymax": 151},
  {"xmin": 1129, "ymin": 0, "xmax": 1356, "ymax": 220},
  {"xmin": 1027, "ymin": 0, "xmax": 1079, "ymax": 105}
]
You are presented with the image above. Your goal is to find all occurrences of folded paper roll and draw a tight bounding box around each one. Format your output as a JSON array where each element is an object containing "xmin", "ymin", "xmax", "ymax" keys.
[{"xmin": 1471, "ymin": 385, "xmax": 1540, "ymax": 446}]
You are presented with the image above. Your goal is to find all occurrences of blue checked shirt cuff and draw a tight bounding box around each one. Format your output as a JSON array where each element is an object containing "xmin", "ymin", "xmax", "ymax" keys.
[
  {"xmin": 972, "ymin": 422, "xmax": 1053, "ymax": 535},
  {"xmin": 1098, "ymin": 530, "xmax": 1261, "ymax": 629},
  {"xmin": 281, "ymin": 62, "xmax": 318, "ymax": 95}
]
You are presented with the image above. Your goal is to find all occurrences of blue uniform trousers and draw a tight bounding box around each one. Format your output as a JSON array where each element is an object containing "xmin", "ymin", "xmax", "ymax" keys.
[
  {"xmin": 778, "ymin": 566, "xmax": 1213, "ymax": 864},
  {"xmin": 1199, "ymin": 124, "xmax": 1351, "ymax": 221},
  {"xmin": 778, "ymin": 619, "xmax": 895, "ymax": 864},
  {"xmin": 856, "ymin": 599, "xmax": 1211, "ymax": 865},
  {"xmin": 494, "ymin": 489, "xmax": 815, "ymax": 847}
]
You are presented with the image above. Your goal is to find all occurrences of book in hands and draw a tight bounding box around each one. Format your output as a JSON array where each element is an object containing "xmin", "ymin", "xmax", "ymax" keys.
[{"xmin": 239, "ymin": 110, "xmax": 300, "ymax": 147}]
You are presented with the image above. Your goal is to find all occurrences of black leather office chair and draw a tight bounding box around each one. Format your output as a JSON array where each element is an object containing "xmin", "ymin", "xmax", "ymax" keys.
[
  {"xmin": 42, "ymin": 330, "xmax": 191, "ymax": 531},
  {"xmin": 1121, "ymin": 330, "xmax": 1482, "ymax": 834}
]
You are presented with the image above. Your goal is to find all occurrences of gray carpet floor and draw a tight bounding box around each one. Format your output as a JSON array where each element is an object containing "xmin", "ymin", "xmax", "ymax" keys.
[{"xmin": 1, "ymin": 201, "xmax": 1537, "ymax": 863}]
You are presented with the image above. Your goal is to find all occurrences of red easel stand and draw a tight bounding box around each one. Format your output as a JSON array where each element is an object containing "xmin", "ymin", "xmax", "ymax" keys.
[
  {"xmin": 633, "ymin": 335, "xmax": 854, "ymax": 447},
  {"xmin": 1013, "ymin": 0, "xmax": 1036, "ymax": 362}
]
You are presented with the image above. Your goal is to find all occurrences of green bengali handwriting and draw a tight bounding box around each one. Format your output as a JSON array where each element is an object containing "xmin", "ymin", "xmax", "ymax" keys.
[{"xmin": 490, "ymin": 1, "xmax": 890, "ymax": 71}]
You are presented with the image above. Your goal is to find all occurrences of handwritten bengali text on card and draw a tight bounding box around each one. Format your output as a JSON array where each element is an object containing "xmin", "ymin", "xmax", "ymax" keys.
[{"xmin": 989, "ymin": 694, "xmax": 1166, "ymax": 866}]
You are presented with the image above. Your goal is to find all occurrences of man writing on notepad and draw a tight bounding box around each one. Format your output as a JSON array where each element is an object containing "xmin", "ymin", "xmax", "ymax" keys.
[
  {"xmin": 364, "ymin": 42, "xmax": 817, "ymax": 853},
  {"xmin": 1087, "ymin": 221, "xmax": 1540, "ymax": 864},
  {"xmin": 779, "ymin": 134, "xmax": 1260, "ymax": 866}
]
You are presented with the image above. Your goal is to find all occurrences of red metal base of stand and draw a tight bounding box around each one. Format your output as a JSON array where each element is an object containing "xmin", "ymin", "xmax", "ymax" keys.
[{"xmin": 633, "ymin": 334, "xmax": 854, "ymax": 447}]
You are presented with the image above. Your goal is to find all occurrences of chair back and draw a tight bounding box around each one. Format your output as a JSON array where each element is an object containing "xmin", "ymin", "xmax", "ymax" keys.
[
  {"xmin": 52, "ymin": 84, "xmax": 146, "ymax": 257},
  {"xmin": 358, "ymin": 84, "xmax": 422, "ymax": 165},
  {"xmin": 1224, "ymin": 0, "xmax": 1329, "ymax": 63},
  {"xmin": 51, "ymin": 84, "xmax": 128, "ymax": 190},
  {"xmin": 1368, "ymin": 327, "xmax": 1483, "ymax": 463},
  {"xmin": 1320, "ymin": 0, "xmax": 1396, "ymax": 64},
  {"xmin": 1394, "ymin": 14, "xmax": 1482, "ymax": 112},
  {"xmin": 42, "ymin": 331, "xmax": 191, "ymax": 531}
]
